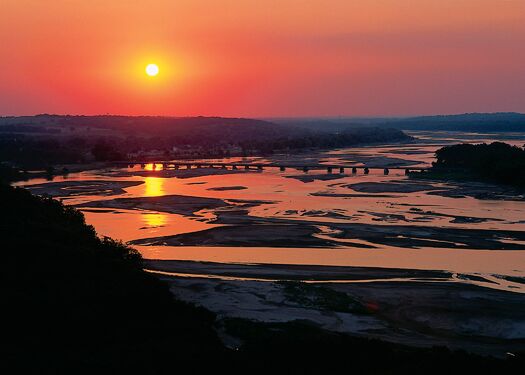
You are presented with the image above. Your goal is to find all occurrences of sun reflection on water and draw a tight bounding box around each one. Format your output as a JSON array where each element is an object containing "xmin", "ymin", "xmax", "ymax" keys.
[
  {"xmin": 144, "ymin": 177, "xmax": 165, "ymax": 197},
  {"xmin": 142, "ymin": 212, "xmax": 167, "ymax": 227},
  {"xmin": 144, "ymin": 163, "xmax": 164, "ymax": 171}
]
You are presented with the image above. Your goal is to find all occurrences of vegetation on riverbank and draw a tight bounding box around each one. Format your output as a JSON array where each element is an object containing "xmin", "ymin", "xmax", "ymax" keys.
[
  {"xmin": 2, "ymin": 184, "xmax": 224, "ymax": 372},
  {"xmin": 410, "ymin": 142, "xmax": 525, "ymax": 188}
]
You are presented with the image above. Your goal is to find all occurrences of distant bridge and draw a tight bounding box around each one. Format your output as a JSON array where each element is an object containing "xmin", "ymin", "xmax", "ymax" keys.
[{"xmin": 115, "ymin": 161, "xmax": 430, "ymax": 175}]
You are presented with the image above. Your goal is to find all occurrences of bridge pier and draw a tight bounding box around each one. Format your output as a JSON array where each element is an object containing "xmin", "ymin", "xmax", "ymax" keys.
[{"xmin": 124, "ymin": 162, "xmax": 428, "ymax": 176}]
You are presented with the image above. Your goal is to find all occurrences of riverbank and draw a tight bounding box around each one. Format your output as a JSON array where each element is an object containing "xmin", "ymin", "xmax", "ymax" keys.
[{"xmin": 144, "ymin": 260, "xmax": 525, "ymax": 357}]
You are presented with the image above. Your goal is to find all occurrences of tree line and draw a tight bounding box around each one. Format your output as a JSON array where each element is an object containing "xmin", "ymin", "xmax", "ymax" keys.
[{"xmin": 427, "ymin": 142, "xmax": 525, "ymax": 187}]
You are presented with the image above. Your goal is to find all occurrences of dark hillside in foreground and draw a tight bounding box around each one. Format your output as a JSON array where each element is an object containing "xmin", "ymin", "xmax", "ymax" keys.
[
  {"xmin": 2, "ymin": 185, "xmax": 224, "ymax": 372},
  {"xmin": 273, "ymin": 112, "xmax": 525, "ymax": 132}
]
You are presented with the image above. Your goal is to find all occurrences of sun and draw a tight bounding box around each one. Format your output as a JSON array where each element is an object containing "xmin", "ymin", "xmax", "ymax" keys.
[{"xmin": 145, "ymin": 63, "xmax": 159, "ymax": 77}]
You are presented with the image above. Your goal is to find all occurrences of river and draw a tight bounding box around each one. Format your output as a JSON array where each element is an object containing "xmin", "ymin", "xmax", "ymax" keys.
[{"xmin": 17, "ymin": 131, "xmax": 525, "ymax": 293}]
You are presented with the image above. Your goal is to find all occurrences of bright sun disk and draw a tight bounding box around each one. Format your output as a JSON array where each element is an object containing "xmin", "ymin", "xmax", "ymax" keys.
[{"xmin": 145, "ymin": 63, "xmax": 159, "ymax": 77}]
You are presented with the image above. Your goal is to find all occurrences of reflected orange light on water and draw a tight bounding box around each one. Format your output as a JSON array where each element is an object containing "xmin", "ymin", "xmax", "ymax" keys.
[
  {"xmin": 144, "ymin": 177, "xmax": 165, "ymax": 197},
  {"xmin": 142, "ymin": 213, "xmax": 167, "ymax": 227},
  {"xmin": 144, "ymin": 163, "xmax": 164, "ymax": 171}
]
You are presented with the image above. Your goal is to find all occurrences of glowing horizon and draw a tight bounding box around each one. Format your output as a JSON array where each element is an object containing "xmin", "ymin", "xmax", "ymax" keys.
[{"xmin": 1, "ymin": 0, "xmax": 525, "ymax": 117}]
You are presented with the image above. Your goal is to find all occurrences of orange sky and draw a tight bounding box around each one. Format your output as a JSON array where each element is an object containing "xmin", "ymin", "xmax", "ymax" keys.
[{"xmin": 1, "ymin": 0, "xmax": 524, "ymax": 117}]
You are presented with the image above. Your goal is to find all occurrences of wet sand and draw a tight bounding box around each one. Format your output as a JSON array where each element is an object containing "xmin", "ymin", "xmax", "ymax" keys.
[
  {"xmin": 77, "ymin": 194, "xmax": 229, "ymax": 217},
  {"xmin": 131, "ymin": 213, "xmax": 525, "ymax": 250},
  {"xmin": 347, "ymin": 181, "xmax": 439, "ymax": 193},
  {"xmin": 144, "ymin": 260, "xmax": 525, "ymax": 356},
  {"xmin": 285, "ymin": 174, "xmax": 348, "ymax": 183},
  {"xmin": 24, "ymin": 180, "xmax": 144, "ymax": 197},
  {"xmin": 207, "ymin": 186, "xmax": 248, "ymax": 191}
]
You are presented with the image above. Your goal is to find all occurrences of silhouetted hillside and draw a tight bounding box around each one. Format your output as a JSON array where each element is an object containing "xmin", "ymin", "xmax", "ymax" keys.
[
  {"xmin": 0, "ymin": 114, "xmax": 289, "ymax": 138},
  {"xmin": 273, "ymin": 113, "xmax": 525, "ymax": 132},
  {"xmin": 2, "ymin": 185, "xmax": 224, "ymax": 372},
  {"xmin": 389, "ymin": 113, "xmax": 525, "ymax": 132}
]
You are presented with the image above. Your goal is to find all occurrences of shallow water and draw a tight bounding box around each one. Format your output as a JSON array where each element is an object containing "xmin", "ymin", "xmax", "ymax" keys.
[{"xmin": 17, "ymin": 132, "xmax": 525, "ymax": 292}]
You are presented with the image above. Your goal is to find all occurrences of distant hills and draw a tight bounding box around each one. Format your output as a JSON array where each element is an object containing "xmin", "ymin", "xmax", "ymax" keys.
[
  {"xmin": 386, "ymin": 113, "xmax": 525, "ymax": 132},
  {"xmin": 2, "ymin": 112, "xmax": 525, "ymax": 134},
  {"xmin": 0, "ymin": 115, "xmax": 410, "ymax": 168},
  {"xmin": 0, "ymin": 115, "xmax": 287, "ymax": 140},
  {"xmin": 272, "ymin": 113, "xmax": 525, "ymax": 132}
]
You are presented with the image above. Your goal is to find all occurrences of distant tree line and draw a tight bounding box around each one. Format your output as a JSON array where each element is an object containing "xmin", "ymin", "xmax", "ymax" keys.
[
  {"xmin": 387, "ymin": 112, "xmax": 525, "ymax": 132},
  {"xmin": 0, "ymin": 119, "xmax": 411, "ymax": 169},
  {"xmin": 422, "ymin": 142, "xmax": 525, "ymax": 187}
]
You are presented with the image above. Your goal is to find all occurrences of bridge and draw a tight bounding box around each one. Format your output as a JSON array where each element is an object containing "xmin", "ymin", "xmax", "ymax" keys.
[{"xmin": 115, "ymin": 161, "xmax": 430, "ymax": 175}]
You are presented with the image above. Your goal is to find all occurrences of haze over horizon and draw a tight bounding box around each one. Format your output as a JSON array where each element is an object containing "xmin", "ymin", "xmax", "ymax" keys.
[{"xmin": 2, "ymin": 0, "xmax": 525, "ymax": 117}]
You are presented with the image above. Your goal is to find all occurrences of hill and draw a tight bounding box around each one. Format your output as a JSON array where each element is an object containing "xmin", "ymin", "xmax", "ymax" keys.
[
  {"xmin": 0, "ymin": 115, "xmax": 411, "ymax": 169},
  {"xmin": 273, "ymin": 113, "xmax": 525, "ymax": 132},
  {"xmin": 388, "ymin": 112, "xmax": 525, "ymax": 132},
  {"xmin": 2, "ymin": 184, "xmax": 224, "ymax": 372}
]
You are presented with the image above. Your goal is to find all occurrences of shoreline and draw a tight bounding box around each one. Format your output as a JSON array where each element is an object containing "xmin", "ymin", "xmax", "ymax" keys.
[{"xmin": 144, "ymin": 259, "xmax": 525, "ymax": 357}]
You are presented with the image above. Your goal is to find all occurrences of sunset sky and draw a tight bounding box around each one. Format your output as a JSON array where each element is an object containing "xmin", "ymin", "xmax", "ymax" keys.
[{"xmin": 1, "ymin": 0, "xmax": 524, "ymax": 117}]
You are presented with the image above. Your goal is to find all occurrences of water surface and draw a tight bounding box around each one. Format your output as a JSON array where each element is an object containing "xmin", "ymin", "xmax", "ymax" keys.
[{"xmin": 18, "ymin": 132, "xmax": 525, "ymax": 292}]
